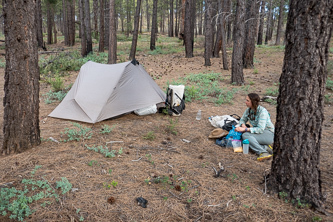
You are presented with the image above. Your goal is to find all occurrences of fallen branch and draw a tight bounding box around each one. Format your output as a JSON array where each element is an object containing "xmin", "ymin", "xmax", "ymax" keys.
[
  {"xmin": 38, "ymin": 51, "xmax": 60, "ymax": 55},
  {"xmin": 169, "ymin": 191, "xmax": 181, "ymax": 200},
  {"xmin": 131, "ymin": 157, "xmax": 142, "ymax": 162},
  {"xmin": 106, "ymin": 141, "xmax": 123, "ymax": 144},
  {"xmin": 0, "ymin": 181, "xmax": 14, "ymax": 188}
]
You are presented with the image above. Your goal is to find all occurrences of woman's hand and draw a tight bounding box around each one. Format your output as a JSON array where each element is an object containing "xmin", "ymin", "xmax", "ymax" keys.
[{"xmin": 235, "ymin": 127, "xmax": 246, "ymax": 132}]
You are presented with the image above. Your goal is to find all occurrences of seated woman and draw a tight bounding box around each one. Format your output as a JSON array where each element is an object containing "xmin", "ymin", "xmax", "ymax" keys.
[{"xmin": 235, "ymin": 93, "xmax": 274, "ymax": 161}]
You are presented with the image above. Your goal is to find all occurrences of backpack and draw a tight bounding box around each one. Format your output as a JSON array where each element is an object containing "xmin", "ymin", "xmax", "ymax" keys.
[
  {"xmin": 221, "ymin": 114, "xmax": 241, "ymax": 131},
  {"xmin": 164, "ymin": 85, "xmax": 186, "ymax": 116}
]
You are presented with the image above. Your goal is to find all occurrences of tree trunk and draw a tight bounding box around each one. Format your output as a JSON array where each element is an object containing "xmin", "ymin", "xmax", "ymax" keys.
[
  {"xmin": 129, "ymin": 0, "xmax": 141, "ymax": 60},
  {"xmin": 140, "ymin": 3, "xmax": 143, "ymax": 33},
  {"xmin": 243, "ymin": 0, "xmax": 259, "ymax": 69},
  {"xmin": 175, "ymin": 0, "xmax": 179, "ymax": 36},
  {"xmin": 2, "ymin": 0, "xmax": 40, "ymax": 155},
  {"xmin": 150, "ymin": 0, "xmax": 158, "ymax": 50},
  {"xmin": 264, "ymin": 0, "xmax": 272, "ymax": 44},
  {"xmin": 108, "ymin": 0, "xmax": 117, "ymax": 63},
  {"xmin": 36, "ymin": 0, "xmax": 43, "ymax": 47},
  {"xmin": 146, "ymin": 0, "xmax": 150, "ymax": 31},
  {"xmin": 105, "ymin": 0, "xmax": 110, "ymax": 47},
  {"xmin": 79, "ymin": 0, "xmax": 87, "ymax": 56},
  {"xmin": 126, "ymin": 0, "xmax": 131, "ymax": 36},
  {"xmin": 204, "ymin": 0, "xmax": 213, "ymax": 66},
  {"xmin": 221, "ymin": 0, "xmax": 228, "ymax": 70},
  {"xmin": 53, "ymin": 8, "xmax": 57, "ymax": 44},
  {"xmin": 269, "ymin": 0, "xmax": 333, "ymax": 210},
  {"xmin": 93, "ymin": 0, "xmax": 99, "ymax": 39},
  {"xmin": 47, "ymin": 1, "xmax": 53, "ymax": 44},
  {"xmin": 198, "ymin": 0, "xmax": 202, "ymax": 35},
  {"xmin": 99, "ymin": 0, "xmax": 105, "ymax": 51},
  {"xmin": 184, "ymin": 0, "xmax": 194, "ymax": 58},
  {"xmin": 69, "ymin": 0, "xmax": 76, "ymax": 46},
  {"xmin": 169, "ymin": 0, "xmax": 174, "ymax": 37},
  {"xmin": 63, "ymin": 0, "xmax": 69, "ymax": 45},
  {"xmin": 275, "ymin": 0, "xmax": 284, "ymax": 45},
  {"xmin": 84, "ymin": 0, "xmax": 93, "ymax": 54},
  {"xmin": 179, "ymin": 0, "xmax": 185, "ymax": 38},
  {"xmin": 225, "ymin": 0, "xmax": 232, "ymax": 45},
  {"xmin": 257, "ymin": 0, "xmax": 265, "ymax": 45},
  {"xmin": 231, "ymin": 0, "xmax": 245, "ymax": 85}
]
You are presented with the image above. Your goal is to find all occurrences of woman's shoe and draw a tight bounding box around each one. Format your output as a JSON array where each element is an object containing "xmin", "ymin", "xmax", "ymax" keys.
[
  {"xmin": 265, "ymin": 144, "xmax": 273, "ymax": 154},
  {"xmin": 257, "ymin": 152, "xmax": 272, "ymax": 162}
]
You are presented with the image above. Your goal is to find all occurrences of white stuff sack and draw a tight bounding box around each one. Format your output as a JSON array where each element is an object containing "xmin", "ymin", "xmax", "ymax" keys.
[
  {"xmin": 208, "ymin": 115, "xmax": 239, "ymax": 128},
  {"xmin": 168, "ymin": 85, "xmax": 185, "ymax": 107},
  {"xmin": 134, "ymin": 104, "xmax": 157, "ymax": 116}
]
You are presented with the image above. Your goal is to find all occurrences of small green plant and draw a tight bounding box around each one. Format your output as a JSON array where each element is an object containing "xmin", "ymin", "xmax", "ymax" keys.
[
  {"xmin": 245, "ymin": 186, "xmax": 251, "ymax": 191},
  {"xmin": 187, "ymin": 198, "xmax": 192, "ymax": 203},
  {"xmin": 326, "ymin": 78, "xmax": 333, "ymax": 90},
  {"xmin": 324, "ymin": 94, "xmax": 333, "ymax": 104},
  {"xmin": 265, "ymin": 86, "xmax": 279, "ymax": 97},
  {"xmin": 249, "ymin": 80, "xmax": 255, "ymax": 85},
  {"xmin": 55, "ymin": 177, "xmax": 73, "ymax": 194},
  {"xmin": 253, "ymin": 68, "xmax": 259, "ymax": 74},
  {"xmin": 145, "ymin": 153, "xmax": 154, "ymax": 165},
  {"xmin": 143, "ymin": 131, "xmax": 156, "ymax": 140},
  {"xmin": 61, "ymin": 122, "xmax": 93, "ymax": 142},
  {"xmin": 111, "ymin": 180, "xmax": 118, "ymax": 188},
  {"xmin": 279, "ymin": 191, "xmax": 289, "ymax": 203},
  {"xmin": 166, "ymin": 118, "xmax": 178, "ymax": 135},
  {"xmin": 163, "ymin": 197, "xmax": 168, "ymax": 201},
  {"xmin": 49, "ymin": 75, "xmax": 64, "ymax": 92},
  {"xmin": 44, "ymin": 90, "xmax": 68, "ymax": 104},
  {"xmin": 100, "ymin": 124, "xmax": 116, "ymax": 134},
  {"xmin": 88, "ymin": 160, "xmax": 98, "ymax": 166},
  {"xmin": 108, "ymin": 169, "xmax": 113, "ymax": 174},
  {"xmin": 0, "ymin": 167, "xmax": 70, "ymax": 221},
  {"xmin": 312, "ymin": 216, "xmax": 322, "ymax": 221},
  {"xmin": 85, "ymin": 144, "xmax": 117, "ymax": 158},
  {"xmin": 232, "ymin": 195, "xmax": 236, "ymax": 200}
]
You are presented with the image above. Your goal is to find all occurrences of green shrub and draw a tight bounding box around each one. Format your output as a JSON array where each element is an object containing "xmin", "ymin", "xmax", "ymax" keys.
[{"xmin": 61, "ymin": 122, "xmax": 93, "ymax": 142}]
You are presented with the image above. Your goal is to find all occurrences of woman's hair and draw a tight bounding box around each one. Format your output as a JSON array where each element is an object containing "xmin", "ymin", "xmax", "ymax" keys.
[{"xmin": 247, "ymin": 93, "xmax": 260, "ymax": 120}]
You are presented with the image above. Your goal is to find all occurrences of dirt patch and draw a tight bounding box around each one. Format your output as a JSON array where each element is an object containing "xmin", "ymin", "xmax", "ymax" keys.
[{"xmin": 0, "ymin": 41, "xmax": 332, "ymax": 222}]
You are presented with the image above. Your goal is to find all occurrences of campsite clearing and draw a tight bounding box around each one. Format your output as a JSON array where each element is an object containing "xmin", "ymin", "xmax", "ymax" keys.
[{"xmin": 0, "ymin": 36, "xmax": 332, "ymax": 221}]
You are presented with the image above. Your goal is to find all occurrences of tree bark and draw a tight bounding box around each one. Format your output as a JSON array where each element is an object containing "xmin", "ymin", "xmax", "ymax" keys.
[
  {"xmin": 93, "ymin": 0, "xmax": 99, "ymax": 39},
  {"xmin": 108, "ymin": 0, "xmax": 117, "ymax": 63},
  {"xmin": 104, "ymin": 0, "xmax": 110, "ymax": 47},
  {"xmin": 221, "ymin": 0, "xmax": 229, "ymax": 70},
  {"xmin": 264, "ymin": 0, "xmax": 272, "ymax": 44},
  {"xmin": 269, "ymin": 0, "xmax": 333, "ymax": 210},
  {"xmin": 169, "ymin": 0, "xmax": 174, "ymax": 37},
  {"xmin": 204, "ymin": 0, "xmax": 213, "ymax": 66},
  {"xmin": 79, "ymin": 0, "xmax": 87, "ymax": 56},
  {"xmin": 275, "ymin": 0, "xmax": 284, "ymax": 45},
  {"xmin": 150, "ymin": 0, "xmax": 158, "ymax": 50},
  {"xmin": 63, "ymin": 0, "xmax": 69, "ymax": 45},
  {"xmin": 53, "ymin": 8, "xmax": 57, "ymax": 44},
  {"xmin": 231, "ymin": 0, "xmax": 245, "ymax": 85},
  {"xmin": 129, "ymin": 0, "xmax": 141, "ymax": 60},
  {"xmin": 2, "ymin": 0, "xmax": 40, "ymax": 154},
  {"xmin": 47, "ymin": 1, "xmax": 53, "ymax": 44},
  {"xmin": 184, "ymin": 0, "xmax": 194, "ymax": 58},
  {"xmin": 99, "ymin": 0, "xmax": 105, "ymax": 51},
  {"xmin": 36, "ymin": 0, "xmax": 43, "ymax": 47},
  {"xmin": 243, "ymin": 0, "xmax": 259, "ymax": 68},
  {"xmin": 146, "ymin": 0, "xmax": 150, "ymax": 31},
  {"xmin": 84, "ymin": 0, "xmax": 93, "ymax": 54},
  {"xmin": 257, "ymin": 0, "xmax": 265, "ymax": 45}
]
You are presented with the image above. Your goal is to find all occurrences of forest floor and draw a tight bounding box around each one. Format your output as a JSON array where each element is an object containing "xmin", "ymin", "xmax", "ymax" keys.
[{"xmin": 0, "ymin": 34, "xmax": 333, "ymax": 222}]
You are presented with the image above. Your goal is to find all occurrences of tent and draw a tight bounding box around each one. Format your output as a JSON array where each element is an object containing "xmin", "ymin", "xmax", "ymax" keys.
[{"xmin": 49, "ymin": 60, "xmax": 166, "ymax": 123}]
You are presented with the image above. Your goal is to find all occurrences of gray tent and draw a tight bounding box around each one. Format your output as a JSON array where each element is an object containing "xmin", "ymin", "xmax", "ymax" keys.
[{"xmin": 49, "ymin": 61, "xmax": 166, "ymax": 123}]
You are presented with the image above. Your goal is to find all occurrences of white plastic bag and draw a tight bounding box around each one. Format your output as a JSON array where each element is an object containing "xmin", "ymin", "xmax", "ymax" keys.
[
  {"xmin": 134, "ymin": 104, "xmax": 157, "ymax": 116},
  {"xmin": 208, "ymin": 115, "xmax": 239, "ymax": 128}
]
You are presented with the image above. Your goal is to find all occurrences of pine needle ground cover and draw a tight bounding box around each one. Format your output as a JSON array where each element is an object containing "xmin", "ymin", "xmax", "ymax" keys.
[{"xmin": 0, "ymin": 36, "xmax": 332, "ymax": 221}]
